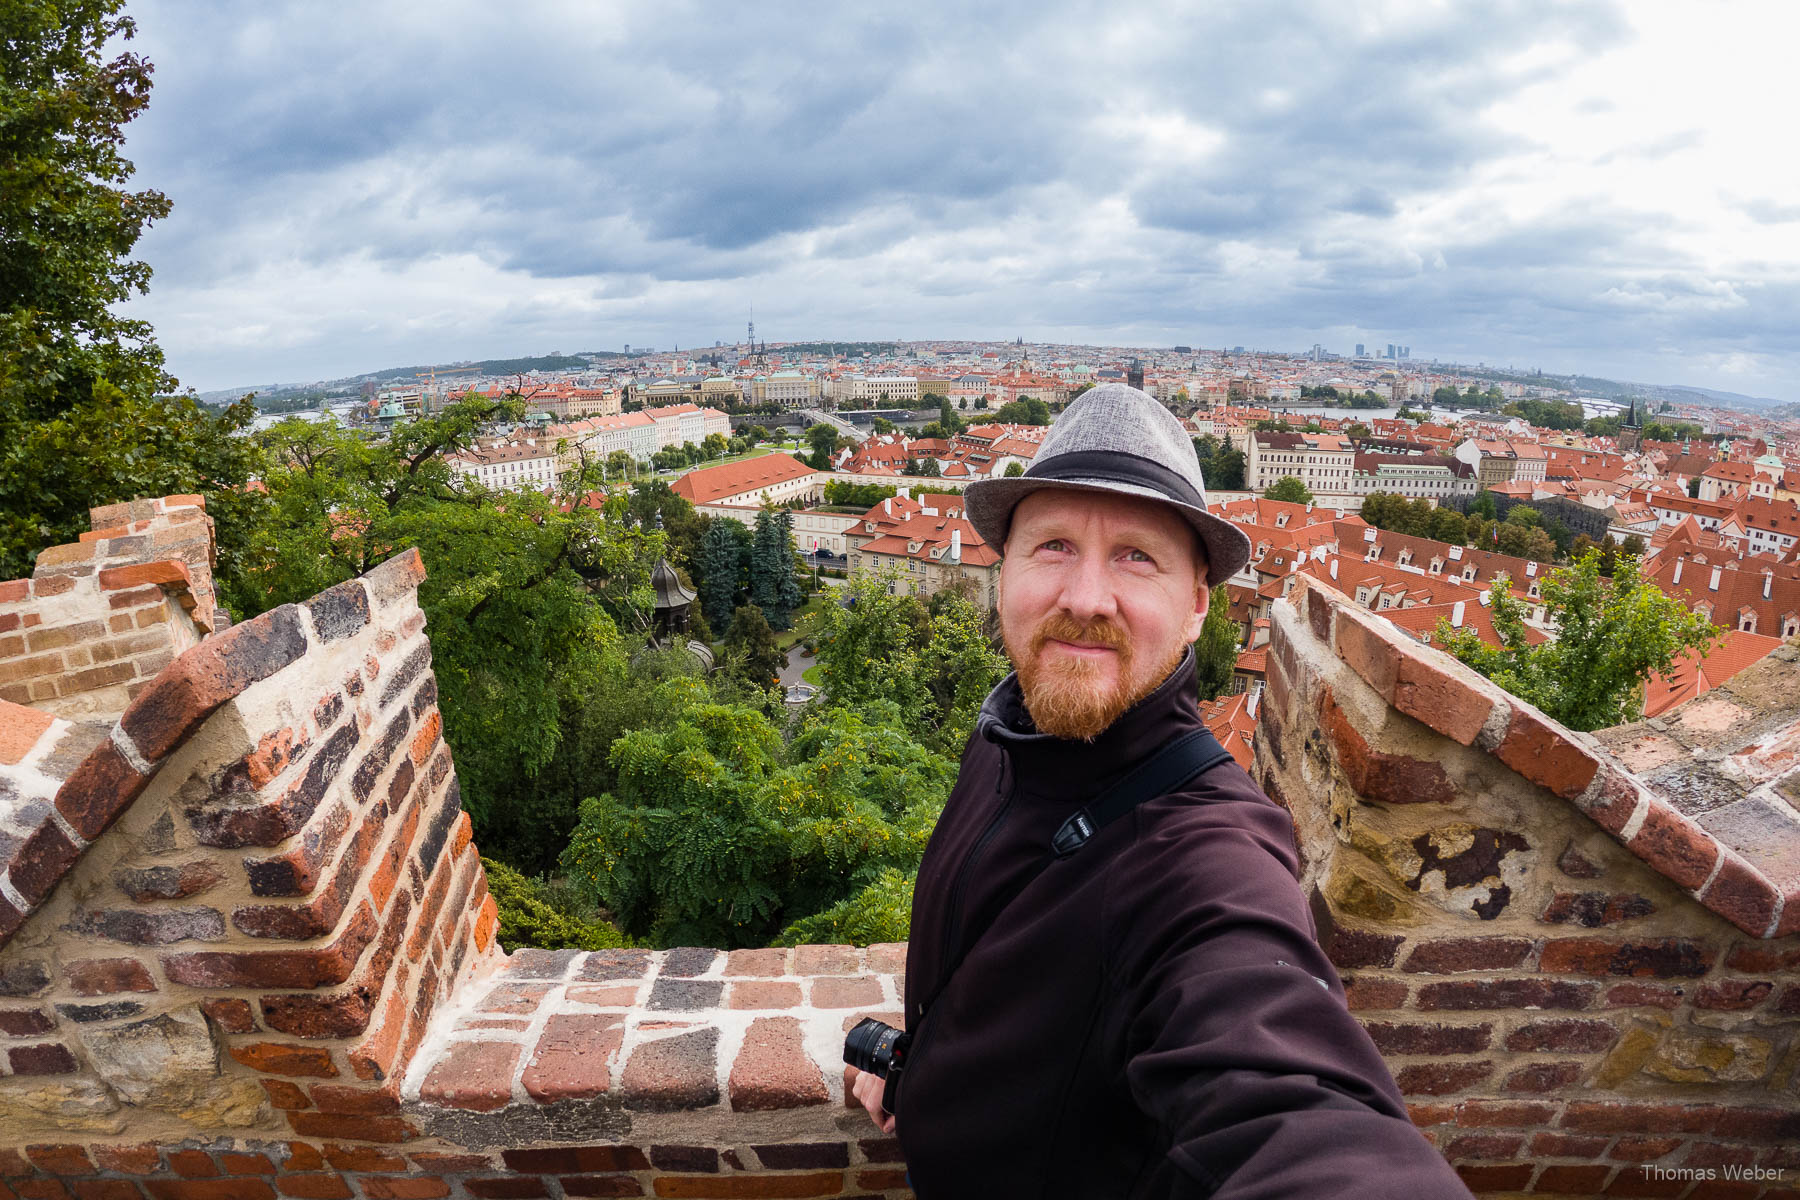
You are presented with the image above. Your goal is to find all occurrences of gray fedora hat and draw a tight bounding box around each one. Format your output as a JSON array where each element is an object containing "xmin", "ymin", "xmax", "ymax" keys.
[{"xmin": 963, "ymin": 382, "xmax": 1251, "ymax": 587}]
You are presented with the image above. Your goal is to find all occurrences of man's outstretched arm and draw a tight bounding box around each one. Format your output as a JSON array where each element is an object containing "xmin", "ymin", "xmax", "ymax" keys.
[{"xmin": 1113, "ymin": 793, "xmax": 1475, "ymax": 1200}]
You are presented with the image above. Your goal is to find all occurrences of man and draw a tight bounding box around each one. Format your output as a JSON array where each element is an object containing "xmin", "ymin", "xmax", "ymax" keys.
[{"xmin": 847, "ymin": 385, "xmax": 1471, "ymax": 1198}]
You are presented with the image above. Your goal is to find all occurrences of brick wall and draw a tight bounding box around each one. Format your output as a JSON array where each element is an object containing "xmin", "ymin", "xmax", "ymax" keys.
[
  {"xmin": 0, "ymin": 496, "xmax": 218, "ymax": 718},
  {"xmin": 1257, "ymin": 575, "xmax": 1800, "ymax": 1197},
  {"xmin": 3, "ymin": 497, "xmax": 1798, "ymax": 1199}
]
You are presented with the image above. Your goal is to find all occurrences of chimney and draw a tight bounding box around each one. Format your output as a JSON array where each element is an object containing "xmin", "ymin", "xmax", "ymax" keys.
[
  {"xmin": 1710, "ymin": 565, "xmax": 1722, "ymax": 592},
  {"xmin": 1451, "ymin": 600, "xmax": 1465, "ymax": 628},
  {"xmin": 1329, "ymin": 558, "xmax": 1339, "ymax": 580},
  {"xmin": 1247, "ymin": 686, "xmax": 1261, "ymax": 720},
  {"xmin": 883, "ymin": 498, "xmax": 891, "ymax": 516},
  {"xmin": 1764, "ymin": 569, "xmax": 1773, "ymax": 600},
  {"xmin": 1673, "ymin": 558, "xmax": 1683, "ymax": 585},
  {"xmin": 950, "ymin": 528, "xmax": 962, "ymax": 562}
]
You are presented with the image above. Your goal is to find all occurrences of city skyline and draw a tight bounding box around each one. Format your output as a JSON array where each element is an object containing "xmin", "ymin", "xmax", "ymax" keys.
[{"xmin": 116, "ymin": 0, "xmax": 1800, "ymax": 398}]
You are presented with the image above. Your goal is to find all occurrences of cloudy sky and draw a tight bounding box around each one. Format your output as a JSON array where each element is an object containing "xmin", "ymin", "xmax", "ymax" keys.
[{"xmin": 117, "ymin": 0, "xmax": 1800, "ymax": 399}]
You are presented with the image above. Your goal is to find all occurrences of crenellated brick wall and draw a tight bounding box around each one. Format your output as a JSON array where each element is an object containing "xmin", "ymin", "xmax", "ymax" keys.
[
  {"xmin": 1256, "ymin": 575, "xmax": 1800, "ymax": 1197},
  {"xmin": 2, "ymin": 500, "xmax": 1798, "ymax": 1200}
]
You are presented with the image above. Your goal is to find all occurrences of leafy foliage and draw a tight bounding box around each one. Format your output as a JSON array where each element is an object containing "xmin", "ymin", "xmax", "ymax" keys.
[
  {"xmin": 482, "ymin": 856, "xmax": 633, "ymax": 952},
  {"xmin": 1192, "ymin": 586, "xmax": 1239, "ymax": 703},
  {"xmin": 806, "ymin": 570, "xmax": 1009, "ymax": 758},
  {"xmin": 1264, "ymin": 476, "xmax": 1315, "ymax": 504},
  {"xmin": 0, "ymin": 0, "xmax": 268, "ymax": 585},
  {"xmin": 560, "ymin": 700, "xmax": 954, "ymax": 947},
  {"xmin": 1436, "ymin": 550, "xmax": 1720, "ymax": 731}
]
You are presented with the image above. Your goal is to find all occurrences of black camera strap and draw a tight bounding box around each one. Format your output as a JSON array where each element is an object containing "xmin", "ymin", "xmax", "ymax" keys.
[{"xmin": 915, "ymin": 726, "xmax": 1236, "ymax": 1026}]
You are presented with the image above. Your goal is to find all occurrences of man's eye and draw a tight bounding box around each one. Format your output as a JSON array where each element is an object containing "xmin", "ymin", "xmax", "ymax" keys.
[
  {"xmin": 1041, "ymin": 538, "xmax": 1068, "ymax": 552},
  {"xmin": 1126, "ymin": 549, "xmax": 1152, "ymax": 563}
]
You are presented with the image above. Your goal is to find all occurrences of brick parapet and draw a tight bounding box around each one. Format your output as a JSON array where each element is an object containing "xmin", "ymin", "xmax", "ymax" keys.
[
  {"xmin": 1, "ymin": 496, "xmax": 220, "ymax": 718},
  {"xmin": 1256, "ymin": 575, "xmax": 1800, "ymax": 1195}
]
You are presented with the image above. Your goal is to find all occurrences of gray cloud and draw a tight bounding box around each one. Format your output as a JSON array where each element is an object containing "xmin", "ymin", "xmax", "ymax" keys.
[{"xmin": 111, "ymin": 0, "xmax": 1798, "ymax": 400}]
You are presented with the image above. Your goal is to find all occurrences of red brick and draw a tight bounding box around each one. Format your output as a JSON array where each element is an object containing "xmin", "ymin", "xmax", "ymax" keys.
[
  {"xmin": 1694, "ymin": 978, "xmax": 1773, "ymax": 1011},
  {"xmin": 1560, "ymin": 1102, "xmax": 1719, "ymax": 1134},
  {"xmin": 27, "ymin": 1145, "xmax": 94, "ymax": 1174},
  {"xmin": 1627, "ymin": 802, "xmax": 1722, "ymax": 891},
  {"xmin": 322, "ymin": 1145, "xmax": 406, "ymax": 1172},
  {"xmin": 10, "ymin": 1042, "xmax": 78, "ymax": 1074},
  {"xmin": 1416, "ymin": 978, "xmax": 1595, "ymax": 1010},
  {"xmin": 729, "ymin": 1015, "xmax": 829, "ymax": 1111},
  {"xmin": 272, "ymin": 1176, "xmax": 351, "ymax": 1200},
  {"xmin": 1495, "ymin": 704, "xmax": 1600, "ymax": 799},
  {"xmin": 357, "ymin": 1182, "xmax": 448, "ymax": 1200},
  {"xmin": 1504, "ymin": 1061, "xmax": 1585, "ymax": 1092},
  {"xmin": 199, "ymin": 997, "xmax": 257, "ymax": 1033},
  {"xmin": 791, "ymin": 945, "xmax": 857, "ymax": 975},
  {"xmin": 727, "ymin": 981, "xmax": 801, "ymax": 1009},
  {"xmin": 811, "ymin": 975, "xmax": 882, "ymax": 1008},
  {"xmin": 1604, "ymin": 982, "xmax": 1685, "ymax": 1009},
  {"xmin": 285, "ymin": 1113, "xmax": 415, "ymax": 1142},
  {"xmin": 9, "ymin": 821, "xmax": 82, "ymax": 906},
  {"xmin": 0, "ymin": 703, "xmax": 54, "ymax": 766},
  {"xmin": 1444, "ymin": 1132, "xmax": 1525, "ymax": 1159},
  {"xmin": 559, "ymin": 1180, "xmax": 643, "ymax": 1198},
  {"xmin": 1391, "ymin": 654, "xmax": 1497, "ymax": 746},
  {"xmin": 1505, "ymin": 1018, "xmax": 1621, "ymax": 1052},
  {"xmin": 1359, "ymin": 1020, "xmax": 1491, "ymax": 1055},
  {"xmin": 167, "ymin": 1151, "xmax": 218, "ymax": 1178},
  {"xmin": 62, "ymin": 957, "xmax": 155, "ymax": 996},
  {"xmin": 91, "ymin": 1145, "xmax": 161, "ymax": 1174},
  {"xmin": 521, "ymin": 1013, "xmax": 624, "ymax": 1102},
  {"xmin": 70, "ymin": 1181, "xmax": 145, "ymax": 1200},
  {"xmin": 1531, "ymin": 1132, "xmax": 1610, "ymax": 1157},
  {"xmin": 1698, "ymin": 851, "xmax": 1782, "ymax": 939},
  {"xmin": 1535, "ymin": 1164, "xmax": 1614, "ymax": 1194},
  {"xmin": 1452, "ymin": 1099, "xmax": 1557, "ymax": 1126},
  {"xmin": 0, "ymin": 1006, "xmax": 54, "ymax": 1035},
  {"xmin": 500, "ymin": 1149, "xmax": 651, "ymax": 1173},
  {"xmin": 420, "ymin": 1040, "xmax": 520, "ymax": 1111},
  {"xmin": 163, "ymin": 900, "xmax": 377, "ymax": 988},
  {"xmin": 650, "ymin": 1175, "xmax": 841, "ymax": 1198},
  {"xmin": 1452, "ymin": 1164, "xmax": 1532, "ymax": 1192},
  {"xmin": 1539, "ymin": 937, "xmax": 1715, "ymax": 978},
  {"xmin": 620, "ymin": 1027, "xmax": 720, "ymax": 1112},
  {"xmin": 259, "ymin": 1079, "xmax": 311, "ymax": 1110},
  {"xmin": 1392, "ymin": 1060, "xmax": 1492, "ymax": 1095},
  {"xmin": 227, "ymin": 1041, "xmax": 338, "ymax": 1078},
  {"xmin": 408, "ymin": 710, "xmax": 441, "ymax": 766},
  {"xmin": 1342, "ymin": 975, "xmax": 1408, "ymax": 1010},
  {"xmin": 143, "ymin": 1182, "xmax": 276, "ymax": 1200},
  {"xmin": 118, "ymin": 604, "xmax": 306, "ymax": 761},
  {"xmin": 97, "ymin": 559, "xmax": 192, "ymax": 592},
  {"xmin": 463, "ymin": 1183, "xmax": 549, "ymax": 1199},
  {"xmin": 1539, "ymin": 890, "xmax": 1657, "ymax": 927},
  {"xmin": 1319, "ymin": 688, "xmax": 1455, "ymax": 805},
  {"xmin": 1572, "ymin": 766, "xmax": 1643, "ymax": 836},
  {"xmin": 407, "ymin": 1154, "xmax": 492, "ymax": 1172},
  {"xmin": 1710, "ymin": 1106, "xmax": 1800, "ymax": 1140},
  {"xmin": 1609, "ymin": 1137, "xmax": 1683, "ymax": 1161},
  {"xmin": 1333, "ymin": 607, "xmax": 1400, "ymax": 698},
  {"xmin": 1401, "ymin": 937, "xmax": 1533, "ymax": 973},
  {"xmin": 309, "ymin": 1084, "xmax": 400, "ymax": 1115}
]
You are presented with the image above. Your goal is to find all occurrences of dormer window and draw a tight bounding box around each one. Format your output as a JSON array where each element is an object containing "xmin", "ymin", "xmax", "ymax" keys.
[
  {"xmin": 1782, "ymin": 613, "xmax": 1799, "ymax": 639},
  {"xmin": 1429, "ymin": 557, "xmax": 1444, "ymax": 574},
  {"xmin": 1463, "ymin": 565, "xmax": 1477, "ymax": 581},
  {"xmin": 1739, "ymin": 609, "xmax": 1758, "ymax": 633}
]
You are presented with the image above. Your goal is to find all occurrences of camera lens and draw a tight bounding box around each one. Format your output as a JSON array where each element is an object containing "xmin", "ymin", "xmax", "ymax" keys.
[{"xmin": 844, "ymin": 1017, "xmax": 905, "ymax": 1078}]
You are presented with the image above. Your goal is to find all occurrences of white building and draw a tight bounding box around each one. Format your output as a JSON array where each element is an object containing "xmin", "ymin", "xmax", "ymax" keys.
[{"xmin": 448, "ymin": 442, "xmax": 560, "ymax": 492}]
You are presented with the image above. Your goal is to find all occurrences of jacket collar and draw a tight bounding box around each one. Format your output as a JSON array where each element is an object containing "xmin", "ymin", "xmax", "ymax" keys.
[{"xmin": 976, "ymin": 644, "xmax": 1204, "ymax": 799}]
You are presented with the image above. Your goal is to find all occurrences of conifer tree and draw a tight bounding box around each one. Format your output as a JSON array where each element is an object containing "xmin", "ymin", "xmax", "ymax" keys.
[{"xmin": 696, "ymin": 518, "xmax": 744, "ymax": 633}]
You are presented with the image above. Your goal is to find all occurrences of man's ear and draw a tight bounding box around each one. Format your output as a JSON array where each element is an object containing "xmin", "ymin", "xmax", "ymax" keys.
[{"xmin": 1182, "ymin": 574, "xmax": 1210, "ymax": 644}]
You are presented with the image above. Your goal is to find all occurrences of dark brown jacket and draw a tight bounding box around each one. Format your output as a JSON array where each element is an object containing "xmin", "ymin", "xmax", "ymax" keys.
[{"xmin": 894, "ymin": 647, "xmax": 1473, "ymax": 1199}]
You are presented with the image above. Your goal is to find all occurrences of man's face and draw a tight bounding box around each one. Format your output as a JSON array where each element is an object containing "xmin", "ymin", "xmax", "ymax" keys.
[{"xmin": 997, "ymin": 488, "xmax": 1210, "ymax": 741}]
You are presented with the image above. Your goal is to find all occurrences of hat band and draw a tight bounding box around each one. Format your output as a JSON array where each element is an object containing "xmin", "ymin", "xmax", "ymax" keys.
[{"xmin": 1021, "ymin": 449, "xmax": 1206, "ymax": 510}]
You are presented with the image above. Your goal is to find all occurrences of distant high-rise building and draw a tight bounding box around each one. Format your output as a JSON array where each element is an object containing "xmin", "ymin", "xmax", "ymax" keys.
[
  {"xmin": 1400, "ymin": 345, "xmax": 1411, "ymax": 359},
  {"xmin": 1386, "ymin": 343, "xmax": 1397, "ymax": 359},
  {"xmin": 1127, "ymin": 358, "xmax": 1144, "ymax": 390},
  {"xmin": 1355, "ymin": 343, "xmax": 1366, "ymax": 357}
]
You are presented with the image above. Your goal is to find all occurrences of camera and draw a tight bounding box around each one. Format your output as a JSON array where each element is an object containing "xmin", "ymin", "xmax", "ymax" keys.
[{"xmin": 843, "ymin": 1017, "xmax": 911, "ymax": 1118}]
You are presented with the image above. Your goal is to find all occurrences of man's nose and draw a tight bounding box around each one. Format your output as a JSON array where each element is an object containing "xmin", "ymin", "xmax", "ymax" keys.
[{"xmin": 1056, "ymin": 552, "xmax": 1118, "ymax": 624}]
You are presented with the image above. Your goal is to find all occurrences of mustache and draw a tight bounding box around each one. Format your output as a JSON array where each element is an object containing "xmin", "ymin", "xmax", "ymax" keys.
[{"xmin": 1030, "ymin": 612, "xmax": 1130, "ymax": 657}]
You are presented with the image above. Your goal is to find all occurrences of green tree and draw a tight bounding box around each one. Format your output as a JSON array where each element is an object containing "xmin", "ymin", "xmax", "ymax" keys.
[
  {"xmin": 1470, "ymin": 490, "xmax": 1499, "ymax": 520},
  {"xmin": 748, "ymin": 508, "xmax": 802, "ymax": 629},
  {"xmin": 0, "ymin": 1, "xmax": 272, "ymax": 585},
  {"xmin": 559, "ymin": 700, "xmax": 954, "ymax": 947},
  {"xmin": 993, "ymin": 397, "xmax": 1051, "ymax": 425},
  {"xmin": 871, "ymin": 416, "xmax": 895, "ymax": 434},
  {"xmin": 808, "ymin": 570, "xmax": 1009, "ymax": 757},
  {"xmin": 696, "ymin": 518, "xmax": 747, "ymax": 632},
  {"xmin": 1436, "ymin": 551, "xmax": 1719, "ymax": 731},
  {"xmin": 481, "ymin": 857, "xmax": 632, "ymax": 951},
  {"xmin": 1192, "ymin": 586, "xmax": 1239, "ymax": 703},
  {"xmin": 1003, "ymin": 460, "xmax": 1025, "ymax": 478},
  {"xmin": 723, "ymin": 603, "xmax": 786, "ymax": 688},
  {"xmin": 805, "ymin": 422, "xmax": 839, "ymax": 469},
  {"xmin": 1264, "ymin": 476, "xmax": 1314, "ymax": 504}
]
